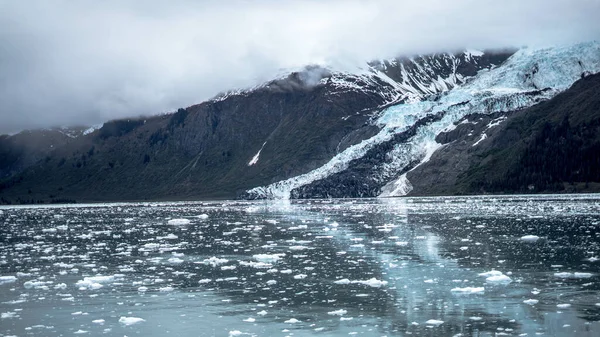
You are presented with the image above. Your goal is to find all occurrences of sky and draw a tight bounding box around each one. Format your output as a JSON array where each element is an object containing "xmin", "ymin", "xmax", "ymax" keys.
[{"xmin": 1, "ymin": 0, "xmax": 599, "ymax": 134}]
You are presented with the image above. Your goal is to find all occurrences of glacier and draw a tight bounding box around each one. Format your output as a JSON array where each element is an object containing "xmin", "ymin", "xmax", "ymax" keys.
[{"xmin": 245, "ymin": 41, "xmax": 600, "ymax": 199}]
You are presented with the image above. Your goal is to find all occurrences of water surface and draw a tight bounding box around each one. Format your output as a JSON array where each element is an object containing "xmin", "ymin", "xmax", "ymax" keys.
[{"xmin": 1, "ymin": 195, "xmax": 599, "ymax": 336}]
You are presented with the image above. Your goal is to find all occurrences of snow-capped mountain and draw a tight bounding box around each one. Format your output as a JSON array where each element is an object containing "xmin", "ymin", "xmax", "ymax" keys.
[
  {"xmin": 2, "ymin": 41, "xmax": 600, "ymax": 204},
  {"xmin": 244, "ymin": 42, "xmax": 600, "ymax": 199}
]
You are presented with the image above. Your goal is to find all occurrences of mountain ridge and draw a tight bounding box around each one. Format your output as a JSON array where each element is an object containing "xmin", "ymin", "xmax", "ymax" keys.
[{"xmin": 1, "ymin": 42, "xmax": 599, "ymax": 204}]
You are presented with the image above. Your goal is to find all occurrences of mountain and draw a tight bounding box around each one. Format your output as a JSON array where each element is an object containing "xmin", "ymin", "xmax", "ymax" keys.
[
  {"xmin": 246, "ymin": 42, "xmax": 600, "ymax": 199},
  {"xmin": 407, "ymin": 71, "xmax": 600, "ymax": 195},
  {"xmin": 0, "ymin": 42, "xmax": 599, "ymax": 204}
]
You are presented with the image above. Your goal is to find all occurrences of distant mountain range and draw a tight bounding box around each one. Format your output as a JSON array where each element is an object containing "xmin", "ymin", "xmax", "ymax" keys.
[{"xmin": 1, "ymin": 42, "xmax": 599, "ymax": 204}]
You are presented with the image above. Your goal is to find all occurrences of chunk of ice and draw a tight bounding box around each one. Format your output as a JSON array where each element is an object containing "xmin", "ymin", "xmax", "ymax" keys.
[
  {"xmin": 451, "ymin": 287, "xmax": 485, "ymax": 294},
  {"xmin": 167, "ymin": 219, "xmax": 191, "ymax": 225},
  {"xmin": 119, "ymin": 316, "xmax": 145, "ymax": 325}
]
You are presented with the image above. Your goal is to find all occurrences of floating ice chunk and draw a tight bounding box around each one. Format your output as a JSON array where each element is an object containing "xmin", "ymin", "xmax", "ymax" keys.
[
  {"xmin": 74, "ymin": 329, "xmax": 88, "ymax": 334},
  {"xmin": 243, "ymin": 317, "xmax": 255, "ymax": 322},
  {"xmin": 334, "ymin": 278, "xmax": 388, "ymax": 287},
  {"xmin": 54, "ymin": 283, "xmax": 67, "ymax": 290},
  {"xmin": 486, "ymin": 275, "xmax": 512, "ymax": 284},
  {"xmin": 425, "ymin": 319, "xmax": 444, "ymax": 326},
  {"xmin": 356, "ymin": 278, "xmax": 388, "ymax": 288},
  {"xmin": 159, "ymin": 286, "xmax": 174, "ymax": 292},
  {"xmin": 520, "ymin": 235, "xmax": 540, "ymax": 242},
  {"xmin": 75, "ymin": 275, "xmax": 119, "ymax": 290},
  {"xmin": 198, "ymin": 279, "xmax": 212, "ymax": 284},
  {"xmin": 334, "ymin": 279, "xmax": 351, "ymax": 285},
  {"xmin": 328, "ymin": 309, "xmax": 348, "ymax": 316},
  {"xmin": 1, "ymin": 312, "xmax": 17, "ymax": 319},
  {"xmin": 285, "ymin": 318, "xmax": 300, "ymax": 323},
  {"xmin": 167, "ymin": 219, "xmax": 191, "ymax": 225},
  {"xmin": 253, "ymin": 254, "xmax": 285, "ymax": 262},
  {"xmin": 143, "ymin": 243, "xmax": 161, "ymax": 250},
  {"xmin": 168, "ymin": 257, "xmax": 184, "ymax": 264},
  {"xmin": 239, "ymin": 261, "xmax": 272, "ymax": 269},
  {"xmin": 201, "ymin": 256, "xmax": 229, "ymax": 267},
  {"xmin": 23, "ymin": 280, "xmax": 52, "ymax": 290},
  {"xmin": 197, "ymin": 214, "xmax": 209, "ymax": 220},
  {"xmin": 451, "ymin": 287, "xmax": 485, "ymax": 294},
  {"xmin": 294, "ymin": 274, "xmax": 308, "ymax": 280},
  {"xmin": 557, "ymin": 303, "xmax": 571, "ymax": 309},
  {"xmin": 257, "ymin": 310, "xmax": 267, "ymax": 316},
  {"xmin": 554, "ymin": 272, "xmax": 593, "ymax": 279},
  {"xmin": 92, "ymin": 319, "xmax": 105, "ymax": 324},
  {"xmin": 0, "ymin": 276, "xmax": 17, "ymax": 284},
  {"xmin": 119, "ymin": 316, "xmax": 145, "ymax": 325},
  {"xmin": 478, "ymin": 270, "xmax": 504, "ymax": 277},
  {"xmin": 523, "ymin": 299, "xmax": 539, "ymax": 305}
]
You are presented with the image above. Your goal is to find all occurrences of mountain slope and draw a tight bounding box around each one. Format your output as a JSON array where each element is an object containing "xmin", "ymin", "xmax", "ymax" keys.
[
  {"xmin": 407, "ymin": 72, "xmax": 600, "ymax": 195},
  {"xmin": 0, "ymin": 50, "xmax": 508, "ymax": 203},
  {"xmin": 244, "ymin": 42, "xmax": 600, "ymax": 199}
]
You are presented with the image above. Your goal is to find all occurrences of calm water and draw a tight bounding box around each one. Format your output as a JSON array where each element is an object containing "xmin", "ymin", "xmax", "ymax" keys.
[{"xmin": 1, "ymin": 195, "xmax": 599, "ymax": 337}]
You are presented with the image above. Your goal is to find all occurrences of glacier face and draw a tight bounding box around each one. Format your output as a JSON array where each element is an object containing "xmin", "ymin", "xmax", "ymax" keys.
[{"xmin": 245, "ymin": 42, "xmax": 600, "ymax": 199}]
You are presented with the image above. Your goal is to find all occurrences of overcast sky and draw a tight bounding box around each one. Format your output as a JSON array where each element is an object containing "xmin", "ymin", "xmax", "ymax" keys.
[{"xmin": 1, "ymin": 0, "xmax": 599, "ymax": 134}]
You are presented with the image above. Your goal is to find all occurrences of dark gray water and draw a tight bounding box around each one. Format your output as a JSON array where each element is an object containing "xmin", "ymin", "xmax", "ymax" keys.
[{"xmin": 1, "ymin": 195, "xmax": 599, "ymax": 336}]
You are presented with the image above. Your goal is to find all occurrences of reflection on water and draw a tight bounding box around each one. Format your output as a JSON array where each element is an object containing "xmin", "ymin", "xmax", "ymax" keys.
[{"xmin": 1, "ymin": 195, "xmax": 599, "ymax": 336}]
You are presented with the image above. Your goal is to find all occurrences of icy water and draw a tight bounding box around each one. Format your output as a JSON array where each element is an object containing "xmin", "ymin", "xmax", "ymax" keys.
[{"xmin": 1, "ymin": 195, "xmax": 599, "ymax": 337}]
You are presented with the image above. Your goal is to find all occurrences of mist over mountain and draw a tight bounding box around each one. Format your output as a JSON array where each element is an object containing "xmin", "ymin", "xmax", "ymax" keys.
[{"xmin": 2, "ymin": 0, "xmax": 600, "ymax": 134}]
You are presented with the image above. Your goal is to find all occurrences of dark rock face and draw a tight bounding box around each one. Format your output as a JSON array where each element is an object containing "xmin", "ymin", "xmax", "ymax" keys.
[{"xmin": 408, "ymin": 73, "xmax": 600, "ymax": 195}]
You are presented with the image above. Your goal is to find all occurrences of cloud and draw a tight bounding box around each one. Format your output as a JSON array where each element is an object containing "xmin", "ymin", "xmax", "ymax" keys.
[{"xmin": 1, "ymin": 0, "xmax": 599, "ymax": 134}]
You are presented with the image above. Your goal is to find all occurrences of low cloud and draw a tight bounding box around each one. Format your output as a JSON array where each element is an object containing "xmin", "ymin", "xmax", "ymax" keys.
[{"xmin": 1, "ymin": 0, "xmax": 599, "ymax": 133}]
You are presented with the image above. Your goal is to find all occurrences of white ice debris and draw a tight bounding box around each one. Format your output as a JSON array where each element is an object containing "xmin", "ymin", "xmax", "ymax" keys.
[
  {"xmin": 554, "ymin": 272, "xmax": 593, "ymax": 278},
  {"xmin": 333, "ymin": 278, "xmax": 388, "ymax": 287},
  {"xmin": 201, "ymin": 256, "xmax": 229, "ymax": 267},
  {"xmin": 284, "ymin": 318, "xmax": 300, "ymax": 323},
  {"xmin": 0, "ymin": 276, "xmax": 17, "ymax": 284},
  {"xmin": 167, "ymin": 218, "xmax": 191, "ymax": 225},
  {"xmin": 253, "ymin": 254, "xmax": 285, "ymax": 263},
  {"xmin": 328, "ymin": 309, "xmax": 348, "ymax": 316},
  {"xmin": 76, "ymin": 275, "xmax": 121, "ymax": 290},
  {"xmin": 425, "ymin": 319, "xmax": 444, "ymax": 326},
  {"xmin": 557, "ymin": 303, "xmax": 571, "ymax": 309},
  {"xmin": 119, "ymin": 316, "xmax": 145, "ymax": 325},
  {"xmin": 523, "ymin": 299, "xmax": 539, "ymax": 305},
  {"xmin": 451, "ymin": 287, "xmax": 485, "ymax": 294},
  {"xmin": 478, "ymin": 270, "xmax": 512, "ymax": 284},
  {"xmin": 520, "ymin": 235, "xmax": 540, "ymax": 242},
  {"xmin": 485, "ymin": 274, "xmax": 512, "ymax": 284}
]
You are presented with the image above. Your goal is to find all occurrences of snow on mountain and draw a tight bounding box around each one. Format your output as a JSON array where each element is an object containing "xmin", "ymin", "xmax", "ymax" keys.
[
  {"xmin": 245, "ymin": 41, "xmax": 600, "ymax": 199},
  {"xmin": 212, "ymin": 49, "xmax": 501, "ymax": 110}
]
